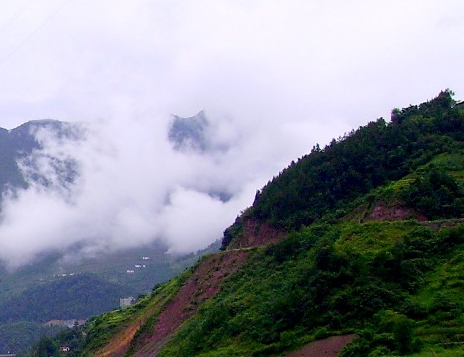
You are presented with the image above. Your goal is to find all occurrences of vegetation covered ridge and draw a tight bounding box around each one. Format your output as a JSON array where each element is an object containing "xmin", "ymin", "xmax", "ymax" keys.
[
  {"xmin": 222, "ymin": 89, "xmax": 463, "ymax": 249},
  {"xmin": 27, "ymin": 90, "xmax": 464, "ymax": 357}
]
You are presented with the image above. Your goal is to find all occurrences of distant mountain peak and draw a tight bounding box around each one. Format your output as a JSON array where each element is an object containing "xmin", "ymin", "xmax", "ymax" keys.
[
  {"xmin": 0, "ymin": 119, "xmax": 83, "ymax": 196},
  {"xmin": 168, "ymin": 111, "xmax": 209, "ymax": 152}
]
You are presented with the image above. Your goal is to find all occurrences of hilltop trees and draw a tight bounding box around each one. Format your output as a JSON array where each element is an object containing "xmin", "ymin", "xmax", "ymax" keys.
[{"xmin": 230, "ymin": 90, "xmax": 463, "ymax": 235}]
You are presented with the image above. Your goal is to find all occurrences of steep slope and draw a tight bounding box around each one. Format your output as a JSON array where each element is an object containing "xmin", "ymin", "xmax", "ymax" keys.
[
  {"xmin": 221, "ymin": 90, "xmax": 463, "ymax": 249},
  {"xmin": 157, "ymin": 222, "xmax": 463, "ymax": 357},
  {"xmin": 34, "ymin": 91, "xmax": 464, "ymax": 357},
  {"xmin": 0, "ymin": 241, "xmax": 217, "ymax": 355},
  {"xmin": 83, "ymin": 250, "xmax": 249, "ymax": 357}
]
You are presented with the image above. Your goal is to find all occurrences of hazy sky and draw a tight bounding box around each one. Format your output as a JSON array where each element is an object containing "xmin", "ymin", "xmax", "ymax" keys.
[{"xmin": 0, "ymin": 1, "xmax": 463, "ymax": 267}]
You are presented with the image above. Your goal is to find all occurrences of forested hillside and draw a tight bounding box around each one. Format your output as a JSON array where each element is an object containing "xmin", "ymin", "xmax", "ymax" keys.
[
  {"xmin": 0, "ymin": 243, "xmax": 215, "ymax": 355},
  {"xmin": 0, "ymin": 274, "xmax": 130, "ymax": 324},
  {"xmin": 0, "ymin": 274, "xmax": 129, "ymax": 355},
  {"xmin": 28, "ymin": 91, "xmax": 464, "ymax": 357}
]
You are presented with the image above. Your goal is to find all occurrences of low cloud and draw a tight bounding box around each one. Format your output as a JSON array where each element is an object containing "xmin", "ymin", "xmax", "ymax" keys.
[{"xmin": 0, "ymin": 112, "xmax": 275, "ymax": 268}]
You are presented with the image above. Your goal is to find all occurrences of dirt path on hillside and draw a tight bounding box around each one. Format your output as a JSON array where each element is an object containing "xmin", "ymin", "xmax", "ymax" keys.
[{"xmin": 282, "ymin": 334, "xmax": 357, "ymax": 357}]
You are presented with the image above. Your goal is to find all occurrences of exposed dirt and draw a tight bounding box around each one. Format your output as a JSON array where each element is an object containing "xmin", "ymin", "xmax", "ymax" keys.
[
  {"xmin": 132, "ymin": 250, "xmax": 250, "ymax": 357},
  {"xmin": 343, "ymin": 201, "xmax": 427, "ymax": 223},
  {"xmin": 93, "ymin": 320, "xmax": 144, "ymax": 357},
  {"xmin": 228, "ymin": 217, "xmax": 286, "ymax": 249},
  {"xmin": 364, "ymin": 201, "xmax": 427, "ymax": 222},
  {"xmin": 282, "ymin": 334, "xmax": 357, "ymax": 357}
]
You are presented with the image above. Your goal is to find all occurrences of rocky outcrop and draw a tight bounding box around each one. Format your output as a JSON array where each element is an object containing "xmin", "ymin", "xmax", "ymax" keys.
[{"xmin": 342, "ymin": 201, "xmax": 427, "ymax": 223}]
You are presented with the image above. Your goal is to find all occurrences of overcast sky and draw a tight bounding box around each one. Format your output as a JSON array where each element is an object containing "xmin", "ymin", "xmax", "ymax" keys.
[{"xmin": 0, "ymin": 0, "xmax": 463, "ymax": 268}]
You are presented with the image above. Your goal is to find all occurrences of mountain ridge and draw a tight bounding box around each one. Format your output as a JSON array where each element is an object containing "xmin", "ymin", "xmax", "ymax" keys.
[{"xmin": 27, "ymin": 90, "xmax": 464, "ymax": 357}]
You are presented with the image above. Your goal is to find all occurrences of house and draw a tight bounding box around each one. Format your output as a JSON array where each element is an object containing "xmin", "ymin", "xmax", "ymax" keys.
[{"xmin": 120, "ymin": 297, "xmax": 135, "ymax": 308}]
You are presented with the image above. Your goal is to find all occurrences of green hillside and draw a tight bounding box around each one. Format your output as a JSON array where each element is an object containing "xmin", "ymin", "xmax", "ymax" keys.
[
  {"xmin": 0, "ymin": 273, "xmax": 131, "ymax": 324},
  {"xmin": 0, "ymin": 322, "xmax": 62, "ymax": 356},
  {"xmin": 222, "ymin": 89, "xmax": 462, "ymax": 239},
  {"xmin": 0, "ymin": 243, "xmax": 217, "ymax": 355},
  {"xmin": 159, "ymin": 222, "xmax": 463, "ymax": 357},
  {"xmin": 28, "ymin": 91, "xmax": 464, "ymax": 357}
]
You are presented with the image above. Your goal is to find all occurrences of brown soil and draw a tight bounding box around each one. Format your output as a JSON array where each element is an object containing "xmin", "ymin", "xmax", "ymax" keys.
[
  {"xmin": 93, "ymin": 320, "xmax": 143, "ymax": 357},
  {"xmin": 228, "ymin": 217, "xmax": 286, "ymax": 249},
  {"xmin": 364, "ymin": 202, "xmax": 427, "ymax": 222},
  {"xmin": 343, "ymin": 201, "xmax": 427, "ymax": 223},
  {"xmin": 282, "ymin": 334, "xmax": 357, "ymax": 357},
  {"xmin": 132, "ymin": 250, "xmax": 250, "ymax": 357}
]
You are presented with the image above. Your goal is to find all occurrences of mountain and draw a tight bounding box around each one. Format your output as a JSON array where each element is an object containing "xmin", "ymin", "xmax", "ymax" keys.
[
  {"xmin": 0, "ymin": 272, "xmax": 128, "ymax": 356},
  {"xmin": 0, "ymin": 119, "xmax": 81, "ymax": 194},
  {"xmin": 37, "ymin": 90, "xmax": 463, "ymax": 357},
  {"xmin": 0, "ymin": 117, "xmax": 227, "ymax": 355},
  {"xmin": 168, "ymin": 111, "xmax": 210, "ymax": 152},
  {"xmin": 167, "ymin": 110, "xmax": 232, "ymax": 202}
]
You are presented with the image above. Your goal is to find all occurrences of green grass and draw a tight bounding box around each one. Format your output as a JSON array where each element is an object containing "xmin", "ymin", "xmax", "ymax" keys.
[
  {"xmin": 82, "ymin": 266, "xmax": 194, "ymax": 353},
  {"xmin": 334, "ymin": 221, "xmax": 419, "ymax": 257},
  {"xmin": 408, "ymin": 346, "xmax": 464, "ymax": 357}
]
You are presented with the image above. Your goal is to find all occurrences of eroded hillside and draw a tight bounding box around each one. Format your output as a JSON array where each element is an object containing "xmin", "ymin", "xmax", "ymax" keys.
[{"xmin": 87, "ymin": 250, "xmax": 249, "ymax": 357}]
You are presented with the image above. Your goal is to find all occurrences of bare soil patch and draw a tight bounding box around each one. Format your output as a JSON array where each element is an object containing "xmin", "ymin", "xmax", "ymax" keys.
[
  {"xmin": 132, "ymin": 250, "xmax": 249, "ymax": 357},
  {"xmin": 365, "ymin": 202, "xmax": 426, "ymax": 222},
  {"xmin": 228, "ymin": 217, "xmax": 286, "ymax": 249}
]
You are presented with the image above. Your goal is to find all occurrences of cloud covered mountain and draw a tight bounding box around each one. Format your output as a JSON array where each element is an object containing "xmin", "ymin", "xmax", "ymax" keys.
[
  {"xmin": 0, "ymin": 112, "xmax": 272, "ymax": 269},
  {"xmin": 168, "ymin": 111, "xmax": 210, "ymax": 153},
  {"xmin": 0, "ymin": 120, "xmax": 77, "ymax": 193}
]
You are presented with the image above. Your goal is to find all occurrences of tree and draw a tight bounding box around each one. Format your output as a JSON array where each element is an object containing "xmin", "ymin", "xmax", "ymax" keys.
[
  {"xmin": 393, "ymin": 317, "xmax": 414, "ymax": 355},
  {"xmin": 34, "ymin": 336, "xmax": 59, "ymax": 357}
]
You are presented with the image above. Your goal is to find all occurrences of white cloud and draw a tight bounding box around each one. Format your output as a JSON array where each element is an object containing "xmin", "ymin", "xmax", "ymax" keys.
[
  {"xmin": 0, "ymin": 112, "xmax": 266, "ymax": 267},
  {"xmin": 0, "ymin": 0, "xmax": 463, "ymax": 266}
]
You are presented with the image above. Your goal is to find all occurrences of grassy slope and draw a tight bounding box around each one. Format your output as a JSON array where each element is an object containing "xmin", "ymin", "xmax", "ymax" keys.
[
  {"xmin": 154, "ymin": 222, "xmax": 464, "ymax": 357},
  {"xmin": 81, "ymin": 219, "xmax": 463, "ymax": 357}
]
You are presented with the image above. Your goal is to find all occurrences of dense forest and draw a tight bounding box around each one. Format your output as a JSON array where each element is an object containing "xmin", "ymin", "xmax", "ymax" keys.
[
  {"xmin": 222, "ymin": 90, "xmax": 463, "ymax": 247},
  {"xmin": 0, "ymin": 274, "xmax": 129, "ymax": 324},
  {"xmin": 27, "ymin": 91, "xmax": 464, "ymax": 357}
]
